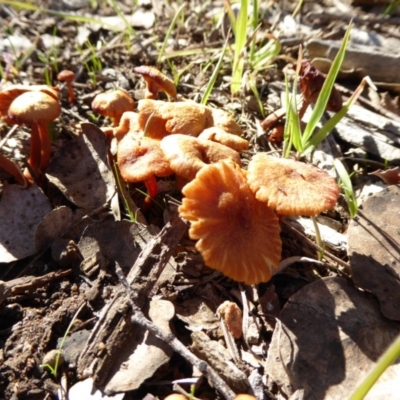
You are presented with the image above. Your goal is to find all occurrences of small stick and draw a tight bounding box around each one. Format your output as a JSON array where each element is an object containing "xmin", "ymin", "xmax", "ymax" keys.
[{"xmin": 114, "ymin": 262, "xmax": 236, "ymax": 400}]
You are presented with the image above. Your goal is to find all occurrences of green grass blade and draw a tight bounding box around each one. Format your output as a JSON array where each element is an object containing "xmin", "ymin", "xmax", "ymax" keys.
[
  {"xmin": 201, "ymin": 39, "xmax": 229, "ymax": 105},
  {"xmin": 301, "ymin": 21, "xmax": 352, "ymax": 146},
  {"xmin": 231, "ymin": 0, "xmax": 248, "ymax": 94},
  {"xmin": 334, "ymin": 159, "xmax": 358, "ymax": 218},
  {"xmin": 349, "ymin": 333, "xmax": 400, "ymax": 400},
  {"xmin": 157, "ymin": 3, "xmax": 185, "ymax": 64}
]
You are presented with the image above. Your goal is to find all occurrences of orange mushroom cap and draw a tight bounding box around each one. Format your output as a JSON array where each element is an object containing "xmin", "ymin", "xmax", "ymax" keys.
[
  {"xmin": 198, "ymin": 127, "xmax": 249, "ymax": 152},
  {"xmin": 160, "ymin": 134, "xmax": 242, "ymax": 181},
  {"xmin": 8, "ymin": 91, "xmax": 61, "ymax": 125},
  {"xmin": 247, "ymin": 153, "xmax": 340, "ymax": 216},
  {"xmin": 117, "ymin": 133, "xmax": 173, "ymax": 183},
  {"xmin": 134, "ymin": 65, "xmax": 177, "ymax": 99},
  {"xmin": 137, "ymin": 99, "xmax": 213, "ymax": 140},
  {"xmin": 91, "ymin": 89, "xmax": 135, "ymax": 126},
  {"xmin": 179, "ymin": 160, "xmax": 282, "ymax": 284},
  {"xmin": 209, "ymin": 107, "xmax": 242, "ymax": 136}
]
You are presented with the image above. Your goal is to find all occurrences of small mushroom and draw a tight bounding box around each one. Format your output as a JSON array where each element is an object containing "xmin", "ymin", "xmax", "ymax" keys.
[
  {"xmin": 91, "ymin": 89, "xmax": 135, "ymax": 126},
  {"xmin": 117, "ymin": 133, "xmax": 173, "ymax": 205},
  {"xmin": 160, "ymin": 134, "xmax": 242, "ymax": 182},
  {"xmin": 209, "ymin": 107, "xmax": 242, "ymax": 136},
  {"xmin": 247, "ymin": 153, "xmax": 340, "ymax": 216},
  {"xmin": 198, "ymin": 127, "xmax": 249, "ymax": 152},
  {"xmin": 8, "ymin": 91, "xmax": 61, "ymax": 181},
  {"xmin": 57, "ymin": 69, "xmax": 76, "ymax": 103},
  {"xmin": 137, "ymin": 99, "xmax": 213, "ymax": 140},
  {"xmin": 179, "ymin": 160, "xmax": 282, "ymax": 284},
  {"xmin": 134, "ymin": 65, "xmax": 177, "ymax": 99}
]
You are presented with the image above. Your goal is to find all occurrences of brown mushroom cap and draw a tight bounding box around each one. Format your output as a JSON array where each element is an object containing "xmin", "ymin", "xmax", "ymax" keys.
[
  {"xmin": 134, "ymin": 65, "xmax": 177, "ymax": 99},
  {"xmin": 137, "ymin": 99, "xmax": 213, "ymax": 140},
  {"xmin": 91, "ymin": 89, "xmax": 135, "ymax": 125},
  {"xmin": 198, "ymin": 127, "xmax": 249, "ymax": 152},
  {"xmin": 57, "ymin": 70, "xmax": 75, "ymax": 83},
  {"xmin": 117, "ymin": 133, "xmax": 173, "ymax": 182},
  {"xmin": 160, "ymin": 134, "xmax": 242, "ymax": 181},
  {"xmin": 0, "ymin": 84, "xmax": 59, "ymax": 124},
  {"xmin": 179, "ymin": 160, "xmax": 282, "ymax": 284},
  {"xmin": 8, "ymin": 91, "xmax": 61, "ymax": 124},
  {"xmin": 247, "ymin": 153, "xmax": 340, "ymax": 216}
]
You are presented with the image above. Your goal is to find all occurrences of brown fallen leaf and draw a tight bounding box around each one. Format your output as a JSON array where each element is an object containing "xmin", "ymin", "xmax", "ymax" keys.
[
  {"xmin": 265, "ymin": 276, "xmax": 400, "ymax": 399},
  {"xmin": 348, "ymin": 185, "xmax": 400, "ymax": 321},
  {"xmin": 369, "ymin": 166, "xmax": 400, "ymax": 185}
]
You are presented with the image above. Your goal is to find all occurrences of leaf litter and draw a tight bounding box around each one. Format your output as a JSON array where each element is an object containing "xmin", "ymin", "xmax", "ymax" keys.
[{"xmin": 0, "ymin": 1, "xmax": 400, "ymax": 400}]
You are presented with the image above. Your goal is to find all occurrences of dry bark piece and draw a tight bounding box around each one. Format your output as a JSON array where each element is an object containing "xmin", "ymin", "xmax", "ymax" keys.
[
  {"xmin": 137, "ymin": 99, "xmax": 213, "ymax": 139},
  {"xmin": 348, "ymin": 185, "xmax": 400, "ymax": 321},
  {"xmin": 369, "ymin": 166, "xmax": 400, "ymax": 185},
  {"xmin": 46, "ymin": 122, "xmax": 116, "ymax": 209},
  {"xmin": 265, "ymin": 277, "xmax": 400, "ymax": 399},
  {"xmin": 0, "ymin": 184, "xmax": 52, "ymax": 262},
  {"xmin": 247, "ymin": 154, "xmax": 340, "ymax": 216},
  {"xmin": 8, "ymin": 90, "xmax": 61, "ymax": 180},
  {"xmin": 161, "ymin": 134, "xmax": 242, "ymax": 181},
  {"xmin": 179, "ymin": 160, "xmax": 282, "ymax": 284},
  {"xmin": 198, "ymin": 127, "xmax": 249, "ymax": 152},
  {"xmin": 57, "ymin": 69, "xmax": 76, "ymax": 103},
  {"xmin": 92, "ymin": 89, "xmax": 135, "ymax": 126},
  {"xmin": 134, "ymin": 65, "xmax": 177, "ymax": 99}
]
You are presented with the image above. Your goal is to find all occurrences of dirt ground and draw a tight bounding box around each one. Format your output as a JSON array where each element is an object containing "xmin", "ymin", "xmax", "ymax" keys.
[{"xmin": 1, "ymin": 1, "xmax": 400, "ymax": 399}]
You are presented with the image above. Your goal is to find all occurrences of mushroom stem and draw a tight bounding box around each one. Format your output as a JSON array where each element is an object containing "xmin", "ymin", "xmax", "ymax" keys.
[
  {"xmin": 37, "ymin": 122, "xmax": 51, "ymax": 171},
  {"xmin": 144, "ymin": 175, "xmax": 158, "ymax": 205},
  {"xmin": 23, "ymin": 124, "xmax": 41, "ymax": 182},
  {"xmin": 66, "ymin": 84, "xmax": 75, "ymax": 103},
  {"xmin": 0, "ymin": 153, "xmax": 27, "ymax": 187}
]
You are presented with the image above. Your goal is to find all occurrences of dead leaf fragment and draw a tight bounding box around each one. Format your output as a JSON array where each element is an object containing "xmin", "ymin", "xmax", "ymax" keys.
[
  {"xmin": 348, "ymin": 185, "xmax": 400, "ymax": 321},
  {"xmin": 369, "ymin": 167, "xmax": 400, "ymax": 185},
  {"xmin": 265, "ymin": 277, "xmax": 400, "ymax": 399},
  {"xmin": 46, "ymin": 122, "xmax": 116, "ymax": 209},
  {"xmin": 0, "ymin": 184, "xmax": 52, "ymax": 262}
]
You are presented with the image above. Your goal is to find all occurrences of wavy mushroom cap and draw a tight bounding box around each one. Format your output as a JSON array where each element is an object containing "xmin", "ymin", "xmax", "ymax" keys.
[
  {"xmin": 8, "ymin": 91, "xmax": 61, "ymax": 124},
  {"xmin": 134, "ymin": 65, "xmax": 177, "ymax": 99},
  {"xmin": 247, "ymin": 153, "xmax": 340, "ymax": 216},
  {"xmin": 117, "ymin": 133, "xmax": 173, "ymax": 182},
  {"xmin": 209, "ymin": 107, "xmax": 243, "ymax": 136},
  {"xmin": 91, "ymin": 89, "xmax": 135, "ymax": 124},
  {"xmin": 137, "ymin": 99, "xmax": 213, "ymax": 140},
  {"xmin": 198, "ymin": 127, "xmax": 249, "ymax": 152},
  {"xmin": 179, "ymin": 160, "xmax": 282, "ymax": 284},
  {"xmin": 161, "ymin": 134, "xmax": 241, "ymax": 181}
]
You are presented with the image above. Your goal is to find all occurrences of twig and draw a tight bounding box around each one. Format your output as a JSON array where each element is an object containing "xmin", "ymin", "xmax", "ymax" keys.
[{"xmin": 114, "ymin": 262, "xmax": 236, "ymax": 400}]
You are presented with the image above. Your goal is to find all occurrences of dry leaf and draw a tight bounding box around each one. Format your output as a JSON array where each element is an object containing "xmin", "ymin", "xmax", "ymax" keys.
[
  {"xmin": 0, "ymin": 184, "xmax": 51, "ymax": 262},
  {"xmin": 348, "ymin": 185, "xmax": 400, "ymax": 321},
  {"xmin": 369, "ymin": 167, "xmax": 400, "ymax": 185},
  {"xmin": 46, "ymin": 122, "xmax": 116, "ymax": 209},
  {"xmin": 265, "ymin": 277, "xmax": 400, "ymax": 399}
]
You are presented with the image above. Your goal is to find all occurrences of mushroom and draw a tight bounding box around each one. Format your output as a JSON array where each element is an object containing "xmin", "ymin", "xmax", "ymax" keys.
[
  {"xmin": 160, "ymin": 134, "xmax": 242, "ymax": 182},
  {"xmin": 57, "ymin": 69, "xmax": 76, "ymax": 103},
  {"xmin": 108, "ymin": 111, "xmax": 142, "ymax": 141},
  {"xmin": 179, "ymin": 160, "xmax": 282, "ymax": 284},
  {"xmin": 91, "ymin": 89, "xmax": 135, "ymax": 126},
  {"xmin": 8, "ymin": 91, "xmax": 61, "ymax": 181},
  {"xmin": 0, "ymin": 152, "xmax": 27, "ymax": 187},
  {"xmin": 247, "ymin": 153, "xmax": 340, "ymax": 216},
  {"xmin": 209, "ymin": 107, "xmax": 242, "ymax": 136},
  {"xmin": 117, "ymin": 133, "xmax": 173, "ymax": 205},
  {"xmin": 134, "ymin": 65, "xmax": 177, "ymax": 99},
  {"xmin": 198, "ymin": 127, "xmax": 249, "ymax": 152},
  {"xmin": 0, "ymin": 84, "xmax": 59, "ymax": 125},
  {"xmin": 137, "ymin": 99, "xmax": 213, "ymax": 140}
]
